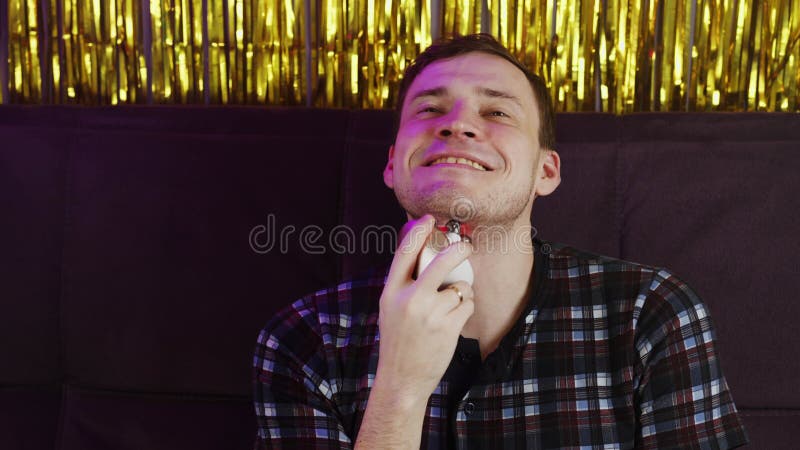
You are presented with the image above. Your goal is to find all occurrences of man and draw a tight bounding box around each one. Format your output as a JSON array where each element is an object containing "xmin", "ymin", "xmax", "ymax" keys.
[{"xmin": 253, "ymin": 34, "xmax": 747, "ymax": 449}]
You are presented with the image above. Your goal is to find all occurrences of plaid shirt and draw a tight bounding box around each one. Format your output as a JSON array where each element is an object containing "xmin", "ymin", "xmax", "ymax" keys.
[{"xmin": 253, "ymin": 240, "xmax": 748, "ymax": 449}]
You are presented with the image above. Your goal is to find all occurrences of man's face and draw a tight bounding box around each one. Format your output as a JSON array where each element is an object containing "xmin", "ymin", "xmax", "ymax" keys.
[{"xmin": 384, "ymin": 52, "xmax": 559, "ymax": 229}]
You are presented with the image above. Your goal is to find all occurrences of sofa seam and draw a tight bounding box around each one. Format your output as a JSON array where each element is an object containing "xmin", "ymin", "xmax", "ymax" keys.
[
  {"xmin": 53, "ymin": 122, "xmax": 76, "ymax": 450},
  {"xmin": 60, "ymin": 383, "xmax": 252, "ymax": 402}
]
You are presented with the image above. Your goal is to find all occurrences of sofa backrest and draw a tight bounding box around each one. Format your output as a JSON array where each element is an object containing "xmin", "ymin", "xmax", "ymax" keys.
[{"xmin": 1, "ymin": 106, "xmax": 798, "ymax": 449}]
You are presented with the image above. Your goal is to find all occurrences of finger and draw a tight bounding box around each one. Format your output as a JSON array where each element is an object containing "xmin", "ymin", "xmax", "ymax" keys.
[
  {"xmin": 441, "ymin": 280, "xmax": 473, "ymax": 301},
  {"xmin": 446, "ymin": 295, "xmax": 476, "ymax": 330},
  {"xmin": 386, "ymin": 215, "xmax": 435, "ymax": 288},
  {"xmin": 433, "ymin": 284, "xmax": 465, "ymax": 313},
  {"xmin": 416, "ymin": 240, "xmax": 473, "ymax": 291},
  {"xmin": 434, "ymin": 281, "xmax": 474, "ymax": 314}
]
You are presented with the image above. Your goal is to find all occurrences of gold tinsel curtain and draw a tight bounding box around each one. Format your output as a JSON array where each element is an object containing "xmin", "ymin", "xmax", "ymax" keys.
[{"xmin": 3, "ymin": 0, "xmax": 799, "ymax": 111}]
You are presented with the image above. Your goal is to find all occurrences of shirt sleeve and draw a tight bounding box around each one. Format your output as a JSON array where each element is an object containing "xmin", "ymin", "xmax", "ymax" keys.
[
  {"xmin": 252, "ymin": 298, "xmax": 353, "ymax": 450},
  {"xmin": 634, "ymin": 269, "xmax": 748, "ymax": 449}
]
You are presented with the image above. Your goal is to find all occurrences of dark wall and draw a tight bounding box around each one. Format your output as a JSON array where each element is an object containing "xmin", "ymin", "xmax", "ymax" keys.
[{"xmin": 1, "ymin": 107, "xmax": 798, "ymax": 449}]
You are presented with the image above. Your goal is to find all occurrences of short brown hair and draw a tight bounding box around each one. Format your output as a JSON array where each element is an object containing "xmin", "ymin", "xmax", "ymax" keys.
[{"xmin": 395, "ymin": 33, "xmax": 555, "ymax": 150}]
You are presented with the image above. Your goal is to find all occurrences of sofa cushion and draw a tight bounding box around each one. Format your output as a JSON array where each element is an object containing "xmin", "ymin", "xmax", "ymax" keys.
[
  {"xmin": 618, "ymin": 113, "xmax": 800, "ymax": 408},
  {"xmin": 58, "ymin": 385, "xmax": 252, "ymax": 450},
  {"xmin": 59, "ymin": 108, "xmax": 349, "ymax": 396},
  {"xmin": 0, "ymin": 387, "xmax": 61, "ymax": 450},
  {"xmin": 0, "ymin": 122, "xmax": 68, "ymax": 386},
  {"xmin": 340, "ymin": 109, "xmax": 405, "ymax": 278},
  {"xmin": 534, "ymin": 113, "xmax": 621, "ymax": 257}
]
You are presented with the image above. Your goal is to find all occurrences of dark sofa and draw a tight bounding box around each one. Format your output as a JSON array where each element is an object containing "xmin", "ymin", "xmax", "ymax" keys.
[{"xmin": 1, "ymin": 106, "xmax": 798, "ymax": 449}]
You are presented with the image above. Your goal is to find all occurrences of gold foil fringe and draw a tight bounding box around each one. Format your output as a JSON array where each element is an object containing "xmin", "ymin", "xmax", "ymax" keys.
[{"xmin": 5, "ymin": 0, "xmax": 800, "ymax": 111}]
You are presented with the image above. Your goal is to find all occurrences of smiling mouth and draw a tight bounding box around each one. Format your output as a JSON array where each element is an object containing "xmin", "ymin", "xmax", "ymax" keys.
[{"xmin": 427, "ymin": 156, "xmax": 488, "ymax": 171}]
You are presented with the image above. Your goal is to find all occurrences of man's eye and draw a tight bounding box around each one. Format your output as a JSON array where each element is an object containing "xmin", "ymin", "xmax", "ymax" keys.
[
  {"xmin": 418, "ymin": 106, "xmax": 441, "ymax": 114},
  {"xmin": 487, "ymin": 110, "xmax": 509, "ymax": 118}
]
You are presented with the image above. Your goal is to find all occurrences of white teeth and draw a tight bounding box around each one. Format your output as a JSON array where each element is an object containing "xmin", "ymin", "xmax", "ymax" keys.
[{"xmin": 430, "ymin": 156, "xmax": 487, "ymax": 171}]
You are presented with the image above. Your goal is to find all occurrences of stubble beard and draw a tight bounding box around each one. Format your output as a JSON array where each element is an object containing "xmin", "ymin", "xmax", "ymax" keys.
[{"xmin": 394, "ymin": 178, "xmax": 535, "ymax": 232}]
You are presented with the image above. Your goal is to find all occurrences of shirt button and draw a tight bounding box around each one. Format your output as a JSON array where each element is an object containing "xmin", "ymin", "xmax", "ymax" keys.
[{"xmin": 463, "ymin": 402, "xmax": 475, "ymax": 416}]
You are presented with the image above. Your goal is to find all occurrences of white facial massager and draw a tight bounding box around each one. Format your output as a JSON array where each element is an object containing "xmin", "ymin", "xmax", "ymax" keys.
[{"xmin": 415, "ymin": 220, "xmax": 474, "ymax": 287}]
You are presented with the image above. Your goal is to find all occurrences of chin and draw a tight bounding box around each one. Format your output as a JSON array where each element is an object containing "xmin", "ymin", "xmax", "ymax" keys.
[{"xmin": 399, "ymin": 191, "xmax": 479, "ymax": 224}]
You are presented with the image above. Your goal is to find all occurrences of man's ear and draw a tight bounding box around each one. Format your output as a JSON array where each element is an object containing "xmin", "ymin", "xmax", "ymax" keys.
[
  {"xmin": 534, "ymin": 149, "xmax": 561, "ymax": 197},
  {"xmin": 383, "ymin": 145, "xmax": 395, "ymax": 190}
]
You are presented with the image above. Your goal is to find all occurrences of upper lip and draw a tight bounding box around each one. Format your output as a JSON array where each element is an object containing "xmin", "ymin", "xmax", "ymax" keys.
[{"xmin": 422, "ymin": 151, "xmax": 493, "ymax": 171}]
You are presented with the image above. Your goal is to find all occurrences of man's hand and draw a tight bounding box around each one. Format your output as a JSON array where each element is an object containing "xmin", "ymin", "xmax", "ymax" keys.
[
  {"xmin": 355, "ymin": 215, "xmax": 474, "ymax": 449},
  {"xmin": 377, "ymin": 214, "xmax": 475, "ymax": 397}
]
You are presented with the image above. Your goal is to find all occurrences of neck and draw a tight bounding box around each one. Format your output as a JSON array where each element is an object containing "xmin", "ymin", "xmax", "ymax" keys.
[{"xmin": 460, "ymin": 220, "xmax": 537, "ymax": 359}]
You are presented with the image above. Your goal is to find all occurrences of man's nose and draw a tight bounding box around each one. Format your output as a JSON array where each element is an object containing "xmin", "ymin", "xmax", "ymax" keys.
[{"xmin": 436, "ymin": 109, "xmax": 479, "ymax": 139}]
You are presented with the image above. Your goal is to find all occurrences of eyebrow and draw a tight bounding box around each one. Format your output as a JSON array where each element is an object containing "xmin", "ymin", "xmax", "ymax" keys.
[
  {"xmin": 479, "ymin": 87, "xmax": 523, "ymax": 108},
  {"xmin": 408, "ymin": 86, "xmax": 523, "ymax": 109},
  {"xmin": 408, "ymin": 87, "xmax": 447, "ymax": 104}
]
